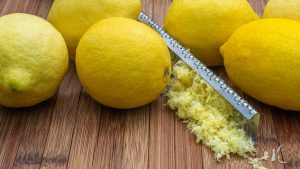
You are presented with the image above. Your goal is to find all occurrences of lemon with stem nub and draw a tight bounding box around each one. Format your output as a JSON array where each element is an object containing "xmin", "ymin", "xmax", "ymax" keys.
[{"xmin": 0, "ymin": 13, "xmax": 68, "ymax": 108}]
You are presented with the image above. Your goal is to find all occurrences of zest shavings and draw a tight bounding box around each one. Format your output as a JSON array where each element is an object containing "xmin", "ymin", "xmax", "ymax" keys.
[
  {"xmin": 167, "ymin": 61, "xmax": 256, "ymax": 158},
  {"xmin": 247, "ymin": 151, "xmax": 269, "ymax": 169},
  {"xmin": 271, "ymin": 149, "xmax": 276, "ymax": 162},
  {"xmin": 166, "ymin": 61, "xmax": 288, "ymax": 169},
  {"xmin": 247, "ymin": 145, "xmax": 288, "ymax": 168}
]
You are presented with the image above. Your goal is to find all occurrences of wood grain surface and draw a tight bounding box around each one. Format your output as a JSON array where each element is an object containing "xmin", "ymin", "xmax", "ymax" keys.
[{"xmin": 0, "ymin": 0, "xmax": 299, "ymax": 169}]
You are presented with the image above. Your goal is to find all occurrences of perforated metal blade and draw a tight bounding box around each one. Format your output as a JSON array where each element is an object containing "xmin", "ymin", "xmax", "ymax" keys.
[{"xmin": 138, "ymin": 11, "xmax": 260, "ymax": 142}]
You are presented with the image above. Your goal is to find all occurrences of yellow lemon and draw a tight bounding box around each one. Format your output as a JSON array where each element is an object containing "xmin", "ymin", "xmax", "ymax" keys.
[
  {"xmin": 76, "ymin": 17, "xmax": 171, "ymax": 109},
  {"xmin": 264, "ymin": 0, "xmax": 300, "ymax": 20},
  {"xmin": 0, "ymin": 13, "xmax": 68, "ymax": 108},
  {"xmin": 48, "ymin": 0, "xmax": 141, "ymax": 59},
  {"xmin": 164, "ymin": 0, "xmax": 258, "ymax": 66},
  {"xmin": 221, "ymin": 19, "xmax": 300, "ymax": 111}
]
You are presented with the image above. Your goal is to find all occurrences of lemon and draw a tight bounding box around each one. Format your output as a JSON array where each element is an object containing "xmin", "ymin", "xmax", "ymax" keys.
[
  {"xmin": 0, "ymin": 13, "xmax": 68, "ymax": 108},
  {"xmin": 264, "ymin": 0, "xmax": 300, "ymax": 20},
  {"xmin": 48, "ymin": 0, "xmax": 141, "ymax": 59},
  {"xmin": 164, "ymin": 0, "xmax": 258, "ymax": 66},
  {"xmin": 76, "ymin": 17, "xmax": 171, "ymax": 109},
  {"xmin": 220, "ymin": 19, "xmax": 300, "ymax": 111}
]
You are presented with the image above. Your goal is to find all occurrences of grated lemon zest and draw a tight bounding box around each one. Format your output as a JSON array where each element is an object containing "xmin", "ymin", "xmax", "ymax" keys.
[
  {"xmin": 167, "ymin": 61, "xmax": 286, "ymax": 169},
  {"xmin": 167, "ymin": 61, "xmax": 256, "ymax": 160}
]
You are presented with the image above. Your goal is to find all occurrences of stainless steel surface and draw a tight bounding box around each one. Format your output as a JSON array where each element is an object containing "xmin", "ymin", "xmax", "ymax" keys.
[{"xmin": 138, "ymin": 11, "xmax": 260, "ymax": 141}]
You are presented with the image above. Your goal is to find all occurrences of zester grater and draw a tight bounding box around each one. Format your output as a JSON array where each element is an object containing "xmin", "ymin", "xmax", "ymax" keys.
[{"xmin": 138, "ymin": 12, "xmax": 260, "ymax": 141}]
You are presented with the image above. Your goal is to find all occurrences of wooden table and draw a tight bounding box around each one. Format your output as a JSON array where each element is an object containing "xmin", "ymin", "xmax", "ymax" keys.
[{"xmin": 0, "ymin": 0, "xmax": 299, "ymax": 169}]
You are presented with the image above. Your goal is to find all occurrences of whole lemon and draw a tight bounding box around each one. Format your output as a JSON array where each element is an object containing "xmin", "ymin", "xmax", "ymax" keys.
[
  {"xmin": 264, "ymin": 0, "xmax": 300, "ymax": 20},
  {"xmin": 0, "ymin": 13, "xmax": 68, "ymax": 108},
  {"xmin": 48, "ymin": 0, "xmax": 141, "ymax": 59},
  {"xmin": 76, "ymin": 17, "xmax": 171, "ymax": 109},
  {"xmin": 164, "ymin": 0, "xmax": 258, "ymax": 66},
  {"xmin": 221, "ymin": 19, "xmax": 300, "ymax": 111}
]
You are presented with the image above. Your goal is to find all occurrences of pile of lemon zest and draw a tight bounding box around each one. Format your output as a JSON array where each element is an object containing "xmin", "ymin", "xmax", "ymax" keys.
[
  {"xmin": 167, "ymin": 61, "xmax": 296, "ymax": 169},
  {"xmin": 167, "ymin": 61, "xmax": 256, "ymax": 160}
]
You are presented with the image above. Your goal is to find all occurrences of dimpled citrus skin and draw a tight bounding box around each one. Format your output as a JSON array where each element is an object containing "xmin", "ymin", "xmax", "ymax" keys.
[
  {"xmin": 221, "ymin": 19, "xmax": 300, "ymax": 111},
  {"xmin": 47, "ymin": 0, "xmax": 141, "ymax": 59},
  {"xmin": 0, "ymin": 13, "xmax": 68, "ymax": 108},
  {"xmin": 164, "ymin": 0, "xmax": 258, "ymax": 66},
  {"xmin": 76, "ymin": 17, "xmax": 171, "ymax": 109},
  {"xmin": 264, "ymin": 0, "xmax": 300, "ymax": 20}
]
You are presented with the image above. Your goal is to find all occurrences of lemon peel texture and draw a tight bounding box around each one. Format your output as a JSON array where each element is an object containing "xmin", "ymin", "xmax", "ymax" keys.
[{"xmin": 264, "ymin": 0, "xmax": 300, "ymax": 20}]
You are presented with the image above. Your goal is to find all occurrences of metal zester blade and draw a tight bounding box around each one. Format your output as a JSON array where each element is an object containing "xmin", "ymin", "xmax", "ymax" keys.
[{"xmin": 138, "ymin": 12, "xmax": 260, "ymax": 142}]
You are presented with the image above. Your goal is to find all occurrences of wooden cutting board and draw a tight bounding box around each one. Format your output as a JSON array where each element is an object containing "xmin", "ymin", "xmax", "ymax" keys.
[{"xmin": 0, "ymin": 0, "xmax": 299, "ymax": 169}]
